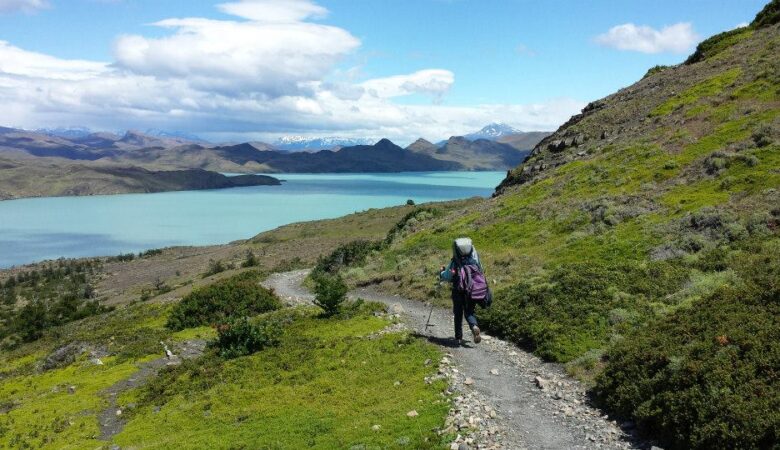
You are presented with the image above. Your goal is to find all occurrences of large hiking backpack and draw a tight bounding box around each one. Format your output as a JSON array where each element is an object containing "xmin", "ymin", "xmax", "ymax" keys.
[{"xmin": 455, "ymin": 260, "xmax": 492, "ymax": 308}]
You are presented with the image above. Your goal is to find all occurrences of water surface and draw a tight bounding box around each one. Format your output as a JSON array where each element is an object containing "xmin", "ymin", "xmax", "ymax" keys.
[{"xmin": 0, "ymin": 171, "xmax": 503, "ymax": 268}]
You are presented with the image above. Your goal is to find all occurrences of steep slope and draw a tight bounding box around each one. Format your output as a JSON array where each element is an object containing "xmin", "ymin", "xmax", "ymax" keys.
[{"xmin": 347, "ymin": 6, "xmax": 780, "ymax": 449}]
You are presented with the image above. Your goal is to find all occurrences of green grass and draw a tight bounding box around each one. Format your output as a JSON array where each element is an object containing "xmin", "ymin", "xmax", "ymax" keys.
[
  {"xmin": 651, "ymin": 68, "xmax": 743, "ymax": 116},
  {"xmin": 114, "ymin": 308, "xmax": 448, "ymax": 449}
]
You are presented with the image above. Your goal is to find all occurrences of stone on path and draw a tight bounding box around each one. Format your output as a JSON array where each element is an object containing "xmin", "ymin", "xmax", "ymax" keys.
[{"xmin": 464, "ymin": 377, "xmax": 474, "ymax": 386}]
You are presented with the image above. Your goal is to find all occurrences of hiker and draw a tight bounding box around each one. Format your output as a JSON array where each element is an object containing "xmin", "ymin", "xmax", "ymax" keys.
[{"xmin": 440, "ymin": 237, "xmax": 490, "ymax": 345}]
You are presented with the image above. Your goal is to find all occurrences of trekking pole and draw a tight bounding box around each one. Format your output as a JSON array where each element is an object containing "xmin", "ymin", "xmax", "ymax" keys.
[{"xmin": 424, "ymin": 279, "xmax": 442, "ymax": 334}]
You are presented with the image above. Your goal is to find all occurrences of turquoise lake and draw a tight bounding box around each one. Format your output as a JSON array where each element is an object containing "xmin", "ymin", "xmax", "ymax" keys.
[{"xmin": 0, "ymin": 171, "xmax": 504, "ymax": 268}]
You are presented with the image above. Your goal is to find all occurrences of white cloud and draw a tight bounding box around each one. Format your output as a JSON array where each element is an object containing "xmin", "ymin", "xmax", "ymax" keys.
[
  {"xmin": 732, "ymin": 22, "xmax": 749, "ymax": 30},
  {"xmin": 595, "ymin": 22, "xmax": 700, "ymax": 54},
  {"xmin": 0, "ymin": 0, "xmax": 48, "ymax": 14},
  {"xmin": 0, "ymin": 41, "xmax": 109, "ymax": 80},
  {"xmin": 217, "ymin": 0, "xmax": 327, "ymax": 22},
  {"xmin": 113, "ymin": 0, "xmax": 359, "ymax": 96},
  {"xmin": 0, "ymin": 0, "xmax": 584, "ymax": 143},
  {"xmin": 361, "ymin": 69, "xmax": 454, "ymax": 101}
]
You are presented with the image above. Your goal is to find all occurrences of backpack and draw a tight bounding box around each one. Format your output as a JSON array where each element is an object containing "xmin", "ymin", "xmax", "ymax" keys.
[{"xmin": 454, "ymin": 258, "xmax": 492, "ymax": 309}]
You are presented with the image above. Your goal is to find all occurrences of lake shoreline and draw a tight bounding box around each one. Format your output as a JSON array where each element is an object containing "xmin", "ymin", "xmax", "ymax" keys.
[{"xmin": 0, "ymin": 171, "xmax": 503, "ymax": 268}]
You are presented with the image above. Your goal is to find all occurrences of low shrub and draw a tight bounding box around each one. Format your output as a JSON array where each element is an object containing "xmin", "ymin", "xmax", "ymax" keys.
[
  {"xmin": 203, "ymin": 259, "xmax": 227, "ymax": 278},
  {"xmin": 241, "ymin": 250, "xmax": 259, "ymax": 268},
  {"xmin": 481, "ymin": 260, "xmax": 687, "ymax": 362},
  {"xmin": 312, "ymin": 272, "xmax": 348, "ymax": 317},
  {"xmin": 313, "ymin": 240, "xmax": 383, "ymax": 275},
  {"xmin": 594, "ymin": 253, "xmax": 780, "ymax": 449},
  {"xmin": 210, "ymin": 317, "xmax": 281, "ymax": 359},
  {"xmin": 166, "ymin": 271, "xmax": 280, "ymax": 331}
]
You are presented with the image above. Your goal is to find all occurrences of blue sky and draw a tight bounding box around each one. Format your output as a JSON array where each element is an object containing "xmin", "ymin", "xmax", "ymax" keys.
[{"xmin": 0, "ymin": 0, "xmax": 767, "ymax": 143}]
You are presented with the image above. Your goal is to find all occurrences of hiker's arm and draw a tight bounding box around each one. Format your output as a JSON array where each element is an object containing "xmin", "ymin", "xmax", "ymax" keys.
[{"xmin": 439, "ymin": 261, "xmax": 454, "ymax": 281}]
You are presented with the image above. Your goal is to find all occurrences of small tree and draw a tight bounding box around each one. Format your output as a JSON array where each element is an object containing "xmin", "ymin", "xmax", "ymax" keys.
[
  {"xmin": 406, "ymin": 199, "xmax": 415, "ymax": 206},
  {"xmin": 312, "ymin": 273, "xmax": 348, "ymax": 317},
  {"xmin": 241, "ymin": 250, "xmax": 259, "ymax": 268}
]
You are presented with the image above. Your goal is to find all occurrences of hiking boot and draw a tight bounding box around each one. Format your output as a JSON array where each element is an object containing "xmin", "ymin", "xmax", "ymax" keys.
[{"xmin": 471, "ymin": 326, "xmax": 481, "ymax": 344}]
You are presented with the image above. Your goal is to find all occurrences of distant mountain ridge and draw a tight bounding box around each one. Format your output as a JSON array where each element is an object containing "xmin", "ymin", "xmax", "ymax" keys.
[
  {"xmin": 273, "ymin": 136, "xmax": 376, "ymax": 152},
  {"xmin": 406, "ymin": 136, "xmax": 531, "ymax": 170}
]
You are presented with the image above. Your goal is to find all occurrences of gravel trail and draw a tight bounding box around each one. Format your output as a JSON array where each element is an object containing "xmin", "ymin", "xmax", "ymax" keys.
[{"xmin": 263, "ymin": 270, "xmax": 645, "ymax": 450}]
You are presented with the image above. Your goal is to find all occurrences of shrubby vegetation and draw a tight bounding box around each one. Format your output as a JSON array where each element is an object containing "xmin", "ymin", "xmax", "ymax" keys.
[
  {"xmin": 210, "ymin": 316, "xmax": 281, "ymax": 359},
  {"xmin": 311, "ymin": 272, "xmax": 349, "ymax": 317},
  {"xmin": 595, "ymin": 249, "xmax": 780, "ymax": 449},
  {"xmin": 481, "ymin": 260, "xmax": 687, "ymax": 362},
  {"xmin": 313, "ymin": 239, "xmax": 383, "ymax": 275},
  {"xmin": 0, "ymin": 260, "xmax": 111, "ymax": 348},
  {"xmin": 166, "ymin": 271, "xmax": 281, "ymax": 331},
  {"xmin": 384, "ymin": 207, "xmax": 443, "ymax": 245}
]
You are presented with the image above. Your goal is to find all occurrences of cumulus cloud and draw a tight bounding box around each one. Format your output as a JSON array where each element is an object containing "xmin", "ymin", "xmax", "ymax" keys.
[
  {"xmin": 113, "ymin": 0, "xmax": 359, "ymax": 96},
  {"xmin": 0, "ymin": 0, "xmax": 584, "ymax": 143},
  {"xmin": 0, "ymin": 41, "xmax": 109, "ymax": 80},
  {"xmin": 361, "ymin": 69, "xmax": 454, "ymax": 102},
  {"xmin": 594, "ymin": 22, "xmax": 700, "ymax": 54},
  {"xmin": 0, "ymin": 0, "xmax": 48, "ymax": 14}
]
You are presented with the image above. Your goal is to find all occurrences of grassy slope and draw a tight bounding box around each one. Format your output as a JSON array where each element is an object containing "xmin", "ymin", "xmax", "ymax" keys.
[
  {"xmin": 349, "ymin": 20, "xmax": 780, "ymax": 360},
  {"xmin": 0, "ymin": 287, "xmax": 448, "ymax": 449},
  {"xmin": 115, "ymin": 309, "xmax": 447, "ymax": 449}
]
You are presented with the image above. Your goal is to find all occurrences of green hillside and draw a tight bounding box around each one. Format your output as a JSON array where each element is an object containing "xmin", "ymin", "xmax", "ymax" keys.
[{"xmin": 345, "ymin": 4, "xmax": 780, "ymax": 448}]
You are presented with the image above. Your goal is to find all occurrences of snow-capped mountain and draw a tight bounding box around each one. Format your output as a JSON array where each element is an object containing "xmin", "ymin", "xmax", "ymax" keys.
[
  {"xmin": 35, "ymin": 126, "xmax": 93, "ymax": 139},
  {"xmin": 464, "ymin": 122, "xmax": 522, "ymax": 141},
  {"xmin": 144, "ymin": 129, "xmax": 209, "ymax": 143},
  {"xmin": 273, "ymin": 136, "xmax": 376, "ymax": 152}
]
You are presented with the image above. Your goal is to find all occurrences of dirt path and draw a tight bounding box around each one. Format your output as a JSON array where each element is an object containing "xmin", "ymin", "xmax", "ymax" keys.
[
  {"xmin": 98, "ymin": 339, "xmax": 207, "ymax": 441},
  {"xmin": 264, "ymin": 270, "xmax": 644, "ymax": 450}
]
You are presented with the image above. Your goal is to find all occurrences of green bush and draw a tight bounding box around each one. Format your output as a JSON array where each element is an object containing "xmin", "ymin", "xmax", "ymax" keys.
[
  {"xmin": 481, "ymin": 260, "xmax": 687, "ymax": 362},
  {"xmin": 241, "ymin": 250, "xmax": 259, "ymax": 268},
  {"xmin": 210, "ymin": 317, "xmax": 281, "ymax": 359},
  {"xmin": 203, "ymin": 259, "xmax": 227, "ymax": 278},
  {"xmin": 594, "ymin": 254, "xmax": 780, "ymax": 449},
  {"xmin": 312, "ymin": 272, "xmax": 348, "ymax": 317},
  {"xmin": 166, "ymin": 271, "xmax": 281, "ymax": 331},
  {"xmin": 313, "ymin": 240, "xmax": 383, "ymax": 275}
]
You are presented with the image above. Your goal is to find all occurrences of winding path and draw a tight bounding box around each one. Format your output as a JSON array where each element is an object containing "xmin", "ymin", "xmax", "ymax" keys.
[{"xmin": 264, "ymin": 270, "xmax": 644, "ymax": 450}]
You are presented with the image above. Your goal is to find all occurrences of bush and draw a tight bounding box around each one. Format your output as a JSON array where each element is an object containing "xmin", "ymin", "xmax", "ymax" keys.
[
  {"xmin": 594, "ymin": 253, "xmax": 780, "ymax": 450},
  {"xmin": 139, "ymin": 248, "xmax": 163, "ymax": 258},
  {"xmin": 313, "ymin": 240, "xmax": 383, "ymax": 275},
  {"xmin": 166, "ymin": 271, "xmax": 281, "ymax": 331},
  {"xmin": 210, "ymin": 317, "xmax": 281, "ymax": 359},
  {"xmin": 312, "ymin": 272, "xmax": 348, "ymax": 317},
  {"xmin": 241, "ymin": 250, "xmax": 259, "ymax": 268},
  {"xmin": 203, "ymin": 259, "xmax": 227, "ymax": 278},
  {"xmin": 406, "ymin": 199, "xmax": 415, "ymax": 206}
]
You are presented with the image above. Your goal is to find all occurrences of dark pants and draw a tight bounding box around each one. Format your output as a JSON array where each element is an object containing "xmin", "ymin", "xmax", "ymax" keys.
[{"xmin": 452, "ymin": 289, "xmax": 478, "ymax": 340}]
